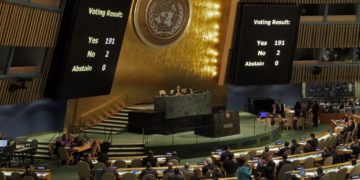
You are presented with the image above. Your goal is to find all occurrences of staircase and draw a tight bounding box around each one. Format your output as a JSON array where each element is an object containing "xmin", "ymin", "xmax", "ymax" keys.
[
  {"xmin": 83, "ymin": 109, "xmax": 132, "ymax": 135},
  {"xmin": 108, "ymin": 143, "xmax": 145, "ymax": 157}
]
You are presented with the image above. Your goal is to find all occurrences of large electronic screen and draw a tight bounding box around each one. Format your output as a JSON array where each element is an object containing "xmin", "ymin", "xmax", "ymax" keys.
[
  {"xmin": 227, "ymin": 4, "xmax": 300, "ymax": 85},
  {"xmin": 45, "ymin": 0, "xmax": 132, "ymax": 99}
]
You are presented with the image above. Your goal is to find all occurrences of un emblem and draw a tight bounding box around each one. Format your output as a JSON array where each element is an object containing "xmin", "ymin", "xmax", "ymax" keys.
[{"xmin": 134, "ymin": 0, "xmax": 192, "ymax": 48}]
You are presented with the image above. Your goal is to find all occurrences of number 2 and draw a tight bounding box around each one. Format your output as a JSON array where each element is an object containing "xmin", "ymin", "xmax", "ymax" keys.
[
  {"xmin": 105, "ymin": 51, "xmax": 110, "ymax": 58},
  {"xmin": 276, "ymin": 50, "xmax": 281, "ymax": 56}
]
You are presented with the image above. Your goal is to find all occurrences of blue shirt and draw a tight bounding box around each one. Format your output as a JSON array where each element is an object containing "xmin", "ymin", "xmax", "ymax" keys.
[{"xmin": 237, "ymin": 166, "xmax": 251, "ymax": 180}]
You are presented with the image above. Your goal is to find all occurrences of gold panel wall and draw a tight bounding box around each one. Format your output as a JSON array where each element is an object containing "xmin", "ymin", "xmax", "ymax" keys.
[
  {"xmin": 0, "ymin": 2, "xmax": 60, "ymax": 106},
  {"xmin": 67, "ymin": 0, "xmax": 230, "ymax": 127}
]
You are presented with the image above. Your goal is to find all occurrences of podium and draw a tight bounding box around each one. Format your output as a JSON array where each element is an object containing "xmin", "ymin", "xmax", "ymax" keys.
[{"xmin": 195, "ymin": 112, "xmax": 240, "ymax": 137}]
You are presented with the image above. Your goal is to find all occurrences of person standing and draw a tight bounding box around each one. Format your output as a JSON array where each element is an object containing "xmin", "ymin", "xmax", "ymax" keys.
[{"xmin": 312, "ymin": 101, "xmax": 319, "ymax": 127}]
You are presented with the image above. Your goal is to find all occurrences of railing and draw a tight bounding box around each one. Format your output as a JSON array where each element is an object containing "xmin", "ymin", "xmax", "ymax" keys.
[
  {"xmin": 141, "ymin": 118, "xmax": 281, "ymax": 147},
  {"xmin": 77, "ymin": 93, "xmax": 130, "ymax": 131}
]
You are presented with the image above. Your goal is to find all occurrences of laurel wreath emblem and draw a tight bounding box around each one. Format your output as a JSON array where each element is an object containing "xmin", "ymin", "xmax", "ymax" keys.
[{"xmin": 147, "ymin": 0, "xmax": 185, "ymax": 39}]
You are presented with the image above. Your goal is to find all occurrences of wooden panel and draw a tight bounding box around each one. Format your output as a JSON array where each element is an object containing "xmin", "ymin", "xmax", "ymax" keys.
[
  {"xmin": 291, "ymin": 64, "xmax": 360, "ymax": 84},
  {"xmin": 0, "ymin": 1, "xmax": 61, "ymax": 106},
  {"xmin": 239, "ymin": 0, "xmax": 360, "ymax": 4},
  {"xmin": 0, "ymin": 2, "xmax": 60, "ymax": 47},
  {"xmin": 297, "ymin": 23, "xmax": 360, "ymax": 48}
]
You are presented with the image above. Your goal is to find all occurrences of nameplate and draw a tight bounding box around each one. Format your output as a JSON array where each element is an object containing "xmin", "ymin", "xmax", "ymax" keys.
[{"xmin": 224, "ymin": 123, "xmax": 233, "ymax": 129}]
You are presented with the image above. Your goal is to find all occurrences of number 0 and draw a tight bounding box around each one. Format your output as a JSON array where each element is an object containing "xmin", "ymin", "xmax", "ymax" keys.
[{"xmin": 275, "ymin": 61, "xmax": 279, "ymax": 66}]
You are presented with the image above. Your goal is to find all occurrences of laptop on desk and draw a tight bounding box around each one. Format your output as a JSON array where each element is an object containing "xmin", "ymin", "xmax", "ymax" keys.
[{"xmin": 0, "ymin": 140, "xmax": 8, "ymax": 148}]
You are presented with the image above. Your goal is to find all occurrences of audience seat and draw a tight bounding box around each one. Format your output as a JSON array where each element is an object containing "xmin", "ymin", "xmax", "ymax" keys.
[
  {"xmin": 122, "ymin": 173, "xmax": 136, "ymax": 180},
  {"xmin": 94, "ymin": 162, "xmax": 106, "ymax": 170},
  {"xmin": 323, "ymin": 156, "xmax": 334, "ymax": 166},
  {"xmin": 277, "ymin": 164, "xmax": 292, "ymax": 180},
  {"xmin": 130, "ymin": 159, "xmax": 143, "ymax": 167},
  {"xmin": 349, "ymin": 165, "xmax": 360, "ymax": 177},
  {"xmin": 10, "ymin": 172, "xmax": 21, "ymax": 180},
  {"xmin": 142, "ymin": 174, "xmax": 156, "ymax": 180},
  {"xmin": 327, "ymin": 171, "xmax": 336, "ymax": 180},
  {"xmin": 76, "ymin": 161, "xmax": 91, "ymax": 180},
  {"xmin": 303, "ymin": 157, "xmax": 315, "ymax": 169},
  {"xmin": 320, "ymin": 173, "xmax": 329, "ymax": 180},
  {"xmin": 101, "ymin": 172, "xmax": 116, "ymax": 180},
  {"xmin": 114, "ymin": 160, "xmax": 127, "ymax": 168},
  {"xmin": 335, "ymin": 168, "xmax": 347, "ymax": 180},
  {"xmin": 22, "ymin": 176, "xmax": 36, "ymax": 180},
  {"xmin": 0, "ymin": 172, "xmax": 4, "ymax": 180},
  {"xmin": 58, "ymin": 146, "xmax": 73, "ymax": 166}
]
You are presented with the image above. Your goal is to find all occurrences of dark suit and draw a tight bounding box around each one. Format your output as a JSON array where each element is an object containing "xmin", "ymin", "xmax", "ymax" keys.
[
  {"xmin": 168, "ymin": 174, "xmax": 185, "ymax": 180},
  {"xmin": 276, "ymin": 160, "xmax": 291, "ymax": 176},
  {"xmin": 258, "ymin": 161, "xmax": 276, "ymax": 180},
  {"xmin": 276, "ymin": 147, "xmax": 290, "ymax": 156},
  {"xmin": 291, "ymin": 143, "xmax": 300, "ymax": 154},
  {"xmin": 202, "ymin": 164, "xmax": 216, "ymax": 176},
  {"xmin": 222, "ymin": 159, "xmax": 237, "ymax": 176},
  {"xmin": 312, "ymin": 103, "xmax": 319, "ymax": 127},
  {"xmin": 21, "ymin": 172, "xmax": 38, "ymax": 180},
  {"xmin": 305, "ymin": 138, "xmax": 318, "ymax": 152},
  {"xmin": 220, "ymin": 151, "xmax": 233, "ymax": 162},
  {"xmin": 142, "ymin": 157, "xmax": 158, "ymax": 167},
  {"xmin": 140, "ymin": 168, "xmax": 158, "ymax": 179}
]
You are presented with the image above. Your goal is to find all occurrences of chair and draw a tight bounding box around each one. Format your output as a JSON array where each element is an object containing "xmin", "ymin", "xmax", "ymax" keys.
[
  {"xmin": 122, "ymin": 173, "xmax": 137, "ymax": 180},
  {"xmin": 0, "ymin": 172, "xmax": 4, "ymax": 180},
  {"xmin": 345, "ymin": 132, "xmax": 352, "ymax": 144},
  {"xmin": 22, "ymin": 176, "xmax": 36, "ymax": 180},
  {"xmin": 335, "ymin": 168, "xmax": 347, "ymax": 180},
  {"xmin": 0, "ymin": 145, "xmax": 14, "ymax": 167},
  {"xmin": 291, "ymin": 160, "xmax": 300, "ymax": 168},
  {"xmin": 277, "ymin": 164, "xmax": 292, "ymax": 180},
  {"xmin": 163, "ymin": 173, "xmax": 173, "ymax": 180},
  {"xmin": 184, "ymin": 173, "xmax": 193, "ymax": 180},
  {"xmin": 77, "ymin": 161, "xmax": 92, "ymax": 180},
  {"xmin": 303, "ymin": 157, "xmax": 314, "ymax": 169},
  {"xmin": 294, "ymin": 147, "xmax": 302, "ymax": 154},
  {"xmin": 48, "ymin": 143, "xmax": 57, "ymax": 160},
  {"xmin": 94, "ymin": 162, "xmax": 106, "ymax": 169},
  {"xmin": 284, "ymin": 118, "xmax": 293, "ymax": 130},
  {"xmin": 130, "ymin": 159, "xmax": 143, "ymax": 167},
  {"xmin": 297, "ymin": 117, "xmax": 305, "ymax": 130},
  {"xmin": 142, "ymin": 174, "xmax": 156, "ymax": 180},
  {"xmin": 101, "ymin": 172, "xmax": 116, "ymax": 180},
  {"xmin": 327, "ymin": 172, "xmax": 336, "ymax": 180},
  {"xmin": 15, "ymin": 136, "xmax": 28, "ymax": 147},
  {"xmin": 320, "ymin": 174, "xmax": 329, "ymax": 180},
  {"xmin": 323, "ymin": 156, "xmax": 333, "ymax": 166},
  {"xmin": 10, "ymin": 172, "xmax": 21, "ymax": 180},
  {"xmin": 167, "ymin": 159, "xmax": 179, "ymax": 166},
  {"xmin": 283, "ymin": 149, "xmax": 292, "ymax": 156},
  {"xmin": 114, "ymin": 160, "xmax": 127, "ymax": 168},
  {"xmin": 58, "ymin": 146, "xmax": 73, "ymax": 166},
  {"xmin": 349, "ymin": 165, "xmax": 360, "ymax": 177},
  {"xmin": 247, "ymin": 150, "xmax": 257, "ymax": 157},
  {"xmin": 24, "ymin": 139, "xmax": 38, "ymax": 164}
]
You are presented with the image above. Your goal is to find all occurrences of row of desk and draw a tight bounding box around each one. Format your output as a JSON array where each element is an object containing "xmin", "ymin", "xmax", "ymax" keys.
[
  {"xmin": 211, "ymin": 130, "xmax": 340, "ymax": 160},
  {"xmin": 0, "ymin": 168, "xmax": 51, "ymax": 180}
]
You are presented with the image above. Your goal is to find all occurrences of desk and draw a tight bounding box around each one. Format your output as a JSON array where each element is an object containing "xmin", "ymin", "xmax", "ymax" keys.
[
  {"xmin": 0, "ymin": 168, "xmax": 51, "ymax": 180},
  {"xmin": 211, "ymin": 131, "xmax": 338, "ymax": 160},
  {"xmin": 13, "ymin": 146, "xmax": 35, "ymax": 166},
  {"xmin": 116, "ymin": 165, "xmax": 202, "ymax": 178},
  {"xmin": 154, "ymin": 92, "xmax": 212, "ymax": 119},
  {"xmin": 292, "ymin": 160, "xmax": 360, "ymax": 179},
  {"xmin": 92, "ymin": 155, "xmax": 169, "ymax": 166},
  {"xmin": 69, "ymin": 143, "xmax": 92, "ymax": 153}
]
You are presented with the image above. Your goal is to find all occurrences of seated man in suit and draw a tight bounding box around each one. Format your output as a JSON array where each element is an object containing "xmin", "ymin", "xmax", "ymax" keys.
[
  {"xmin": 164, "ymin": 162, "xmax": 174, "ymax": 175},
  {"xmin": 305, "ymin": 133, "xmax": 318, "ymax": 152},
  {"xmin": 166, "ymin": 151, "xmax": 181, "ymax": 164},
  {"xmin": 290, "ymin": 139, "xmax": 300, "ymax": 154},
  {"xmin": 168, "ymin": 168, "xmax": 185, "ymax": 180},
  {"xmin": 102, "ymin": 160, "xmax": 120, "ymax": 180},
  {"xmin": 180, "ymin": 163, "xmax": 192, "ymax": 174},
  {"xmin": 276, "ymin": 141, "xmax": 290, "ymax": 156},
  {"xmin": 220, "ymin": 146, "xmax": 234, "ymax": 163},
  {"xmin": 139, "ymin": 163, "xmax": 158, "ymax": 179},
  {"xmin": 142, "ymin": 150, "xmax": 158, "ymax": 167},
  {"xmin": 21, "ymin": 165, "xmax": 38, "ymax": 180},
  {"xmin": 276, "ymin": 154, "xmax": 291, "ymax": 176},
  {"xmin": 202, "ymin": 158, "xmax": 216, "ymax": 176},
  {"xmin": 351, "ymin": 139, "xmax": 360, "ymax": 158}
]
